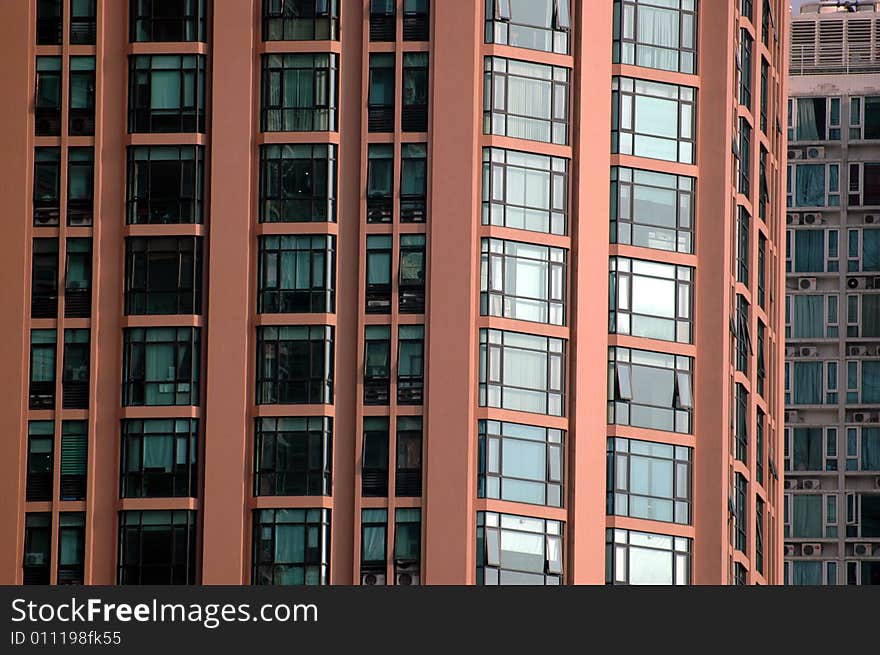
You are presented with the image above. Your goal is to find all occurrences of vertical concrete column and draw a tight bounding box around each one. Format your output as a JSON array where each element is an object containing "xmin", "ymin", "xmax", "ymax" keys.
[
  {"xmin": 423, "ymin": 0, "xmax": 482, "ymax": 584},
  {"xmin": 201, "ymin": 0, "xmax": 255, "ymax": 584}
]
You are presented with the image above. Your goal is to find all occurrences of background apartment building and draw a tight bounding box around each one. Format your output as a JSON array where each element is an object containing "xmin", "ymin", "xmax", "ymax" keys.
[
  {"xmin": 0, "ymin": 0, "xmax": 787, "ymax": 586},
  {"xmin": 785, "ymin": 0, "xmax": 880, "ymax": 585}
]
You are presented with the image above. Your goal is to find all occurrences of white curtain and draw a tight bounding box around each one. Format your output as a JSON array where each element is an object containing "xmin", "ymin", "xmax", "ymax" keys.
[{"xmin": 637, "ymin": 6, "xmax": 679, "ymax": 71}]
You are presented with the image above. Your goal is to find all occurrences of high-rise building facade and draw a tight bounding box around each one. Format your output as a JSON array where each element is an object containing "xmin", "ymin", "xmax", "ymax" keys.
[
  {"xmin": 785, "ymin": 0, "xmax": 880, "ymax": 586},
  {"xmin": 0, "ymin": 0, "xmax": 788, "ymax": 586}
]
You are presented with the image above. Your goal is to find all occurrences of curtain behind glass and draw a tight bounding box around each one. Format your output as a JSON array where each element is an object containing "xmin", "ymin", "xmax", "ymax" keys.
[
  {"xmin": 864, "ymin": 296, "xmax": 880, "ymax": 337},
  {"xmin": 796, "ymin": 98, "xmax": 823, "ymax": 140},
  {"xmin": 637, "ymin": 5, "xmax": 678, "ymax": 71},
  {"xmin": 793, "ymin": 428, "xmax": 823, "ymax": 470},
  {"xmin": 795, "ymin": 165, "xmax": 825, "ymax": 207},
  {"xmin": 793, "ymin": 361, "xmax": 823, "ymax": 405},
  {"xmin": 151, "ymin": 71, "xmax": 180, "ymax": 109},
  {"xmin": 862, "ymin": 429, "xmax": 880, "ymax": 471},
  {"xmin": 792, "ymin": 495, "xmax": 822, "ymax": 537},
  {"xmin": 275, "ymin": 524, "xmax": 305, "ymax": 563},
  {"xmin": 792, "ymin": 561, "xmax": 822, "ymax": 585},
  {"xmin": 863, "ymin": 361, "xmax": 880, "ymax": 404},
  {"xmin": 795, "ymin": 230, "xmax": 824, "ymax": 272},
  {"xmin": 143, "ymin": 436, "xmax": 173, "ymax": 470},
  {"xmin": 863, "ymin": 230, "xmax": 880, "ymax": 271},
  {"xmin": 793, "ymin": 295, "xmax": 824, "ymax": 338}
]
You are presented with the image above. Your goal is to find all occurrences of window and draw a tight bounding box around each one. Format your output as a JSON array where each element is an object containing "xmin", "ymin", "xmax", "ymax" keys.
[
  {"xmin": 29, "ymin": 329, "xmax": 56, "ymax": 410},
  {"xmin": 362, "ymin": 417, "xmax": 389, "ymax": 496},
  {"xmin": 396, "ymin": 417, "xmax": 422, "ymax": 497},
  {"xmin": 482, "ymin": 147, "xmax": 569, "ymax": 236},
  {"xmin": 402, "ymin": 53, "xmax": 429, "ymax": 132},
  {"xmin": 846, "ymin": 228, "xmax": 880, "ymax": 272},
  {"xmin": 756, "ymin": 408, "xmax": 765, "ymax": 484},
  {"xmin": 403, "ymin": 0, "xmax": 430, "ymax": 41},
  {"xmin": 612, "ymin": 77, "xmax": 696, "ymax": 164},
  {"xmin": 262, "ymin": 0, "xmax": 339, "ymax": 41},
  {"xmin": 65, "ymin": 238, "xmax": 92, "ymax": 319},
  {"xmin": 479, "ymin": 420, "xmax": 563, "ymax": 507},
  {"xmin": 759, "ymin": 146, "xmax": 768, "ymax": 221},
  {"xmin": 23, "ymin": 514, "xmax": 51, "ymax": 585},
  {"xmin": 606, "ymin": 528, "xmax": 690, "ymax": 585},
  {"xmin": 394, "ymin": 509, "xmax": 421, "ymax": 584},
  {"xmin": 367, "ymin": 144, "xmax": 394, "ymax": 222},
  {"xmin": 259, "ymin": 144, "xmax": 336, "ymax": 223},
  {"xmin": 70, "ymin": 0, "xmax": 97, "ymax": 45},
  {"xmin": 846, "ymin": 294, "xmax": 880, "ymax": 338},
  {"xmin": 483, "ymin": 57, "xmax": 570, "ymax": 145},
  {"xmin": 368, "ymin": 53, "xmax": 395, "ymax": 132},
  {"xmin": 757, "ymin": 233, "xmax": 766, "ymax": 308},
  {"xmin": 482, "ymin": 238, "xmax": 566, "ymax": 326},
  {"xmin": 607, "ymin": 437, "xmax": 690, "ymax": 524},
  {"xmin": 487, "ymin": 0, "xmax": 570, "ymax": 54},
  {"xmin": 363, "ymin": 326, "xmax": 391, "ymax": 405},
  {"xmin": 734, "ymin": 562, "xmax": 747, "ymax": 586},
  {"xmin": 125, "ymin": 237, "xmax": 203, "ymax": 315},
  {"xmin": 121, "ymin": 419, "xmax": 198, "ymax": 498},
  {"xmin": 788, "ymin": 494, "xmax": 822, "ymax": 538},
  {"xmin": 734, "ymin": 473, "xmax": 747, "ymax": 552},
  {"xmin": 58, "ymin": 513, "xmax": 85, "ymax": 585},
  {"xmin": 736, "ymin": 206, "xmax": 750, "ymax": 284},
  {"xmin": 756, "ymin": 321, "xmax": 766, "ymax": 397},
  {"xmin": 737, "ymin": 117, "xmax": 751, "ymax": 197},
  {"xmin": 844, "ymin": 493, "xmax": 880, "ymax": 538},
  {"xmin": 738, "ymin": 28, "xmax": 752, "ymax": 109},
  {"xmin": 370, "ymin": 0, "xmax": 396, "ymax": 41},
  {"xmin": 399, "ymin": 234, "xmax": 426, "ymax": 313},
  {"xmin": 122, "ymin": 327, "xmax": 200, "ymax": 406},
  {"xmin": 760, "ymin": 57, "xmax": 768, "ymax": 133},
  {"xmin": 35, "ymin": 57, "xmax": 62, "ymax": 136},
  {"xmin": 34, "ymin": 147, "xmax": 61, "ymax": 225},
  {"xmin": 787, "ymin": 228, "xmax": 837, "ymax": 273},
  {"xmin": 612, "ymin": 0, "xmax": 696, "ymax": 74},
  {"xmin": 785, "ymin": 427, "xmax": 838, "ymax": 472},
  {"xmin": 850, "ymin": 96, "xmax": 880, "ymax": 140},
  {"xmin": 735, "ymin": 294, "xmax": 751, "ymax": 374},
  {"xmin": 479, "ymin": 329, "xmax": 565, "ymax": 416},
  {"xmin": 847, "ymin": 163, "xmax": 880, "ymax": 207},
  {"xmin": 400, "ymin": 143, "xmax": 428, "ymax": 223},
  {"xmin": 787, "ymin": 163, "xmax": 839, "ymax": 208},
  {"xmin": 611, "ymin": 167, "xmax": 694, "ymax": 253},
  {"xmin": 398, "ymin": 325, "xmax": 424, "ymax": 405},
  {"xmin": 785, "ymin": 360, "xmax": 837, "ymax": 406},
  {"xmin": 845, "ymin": 360, "xmax": 880, "ymax": 405},
  {"xmin": 129, "ymin": 55, "xmax": 206, "ymax": 133},
  {"xmin": 130, "ymin": 0, "xmax": 207, "ymax": 42},
  {"xmin": 118, "ymin": 510, "xmax": 197, "ymax": 585},
  {"xmin": 69, "ymin": 57, "xmax": 95, "ymax": 136},
  {"xmin": 31, "ymin": 238, "xmax": 58, "ymax": 318},
  {"xmin": 786, "ymin": 294, "xmax": 837, "ymax": 339},
  {"xmin": 261, "ymin": 53, "xmax": 338, "ymax": 132},
  {"xmin": 60, "ymin": 421, "xmax": 87, "ymax": 500},
  {"xmin": 127, "ymin": 146, "xmax": 204, "ymax": 224},
  {"xmin": 37, "ymin": 0, "xmax": 62, "ymax": 45},
  {"xmin": 609, "ymin": 257, "xmax": 692, "ymax": 343},
  {"xmin": 68, "ymin": 148, "xmax": 94, "ymax": 226},
  {"xmin": 361, "ymin": 509, "xmax": 387, "ymax": 580},
  {"xmin": 734, "ymin": 384, "xmax": 748, "ymax": 465},
  {"xmin": 755, "ymin": 496, "xmax": 764, "ymax": 575},
  {"xmin": 255, "ymin": 325, "xmax": 334, "ymax": 405},
  {"xmin": 26, "ymin": 422, "xmax": 53, "ymax": 502},
  {"xmin": 789, "ymin": 97, "xmax": 840, "ymax": 142},
  {"xmin": 477, "ymin": 512, "xmax": 563, "ymax": 585},
  {"xmin": 789, "ymin": 561, "xmax": 823, "ymax": 586},
  {"xmin": 254, "ymin": 417, "xmax": 331, "ymax": 496},
  {"xmin": 62, "ymin": 330, "xmax": 90, "ymax": 409},
  {"xmin": 257, "ymin": 235, "xmax": 335, "ymax": 313},
  {"xmin": 366, "ymin": 235, "xmax": 392, "ymax": 313},
  {"xmin": 608, "ymin": 346, "xmax": 693, "ymax": 434}
]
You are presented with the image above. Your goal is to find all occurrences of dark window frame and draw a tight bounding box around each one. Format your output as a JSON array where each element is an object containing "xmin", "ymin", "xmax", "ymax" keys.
[
  {"xmin": 124, "ymin": 236, "xmax": 203, "ymax": 315},
  {"xmin": 128, "ymin": 54, "xmax": 206, "ymax": 134},
  {"xmin": 122, "ymin": 327, "xmax": 201, "ymax": 407},
  {"xmin": 262, "ymin": 0, "xmax": 340, "ymax": 42},
  {"xmin": 260, "ymin": 53, "xmax": 339, "ymax": 132},
  {"xmin": 130, "ymin": 0, "xmax": 207, "ymax": 42},
  {"xmin": 254, "ymin": 416, "xmax": 331, "ymax": 497},
  {"xmin": 127, "ymin": 145, "xmax": 204, "ymax": 225},
  {"xmin": 259, "ymin": 144, "xmax": 337, "ymax": 223},
  {"xmin": 121, "ymin": 418, "xmax": 198, "ymax": 499},
  {"xmin": 252, "ymin": 508, "xmax": 330, "ymax": 585},
  {"xmin": 117, "ymin": 510, "xmax": 197, "ymax": 585},
  {"xmin": 255, "ymin": 325, "xmax": 334, "ymax": 405}
]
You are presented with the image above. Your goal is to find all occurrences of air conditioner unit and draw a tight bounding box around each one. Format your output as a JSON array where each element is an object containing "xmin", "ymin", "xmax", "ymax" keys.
[
  {"xmin": 802, "ymin": 543, "xmax": 823, "ymax": 557},
  {"xmin": 784, "ymin": 544, "xmax": 796, "ymax": 557},
  {"xmin": 787, "ymin": 213, "xmax": 802, "ymax": 225},
  {"xmin": 806, "ymin": 146, "xmax": 825, "ymax": 159},
  {"xmin": 848, "ymin": 277, "xmax": 867, "ymax": 290},
  {"xmin": 873, "ymin": 277, "xmax": 880, "ymax": 290},
  {"xmin": 799, "ymin": 346, "xmax": 818, "ymax": 357},
  {"xmin": 854, "ymin": 543, "xmax": 873, "ymax": 557},
  {"xmin": 788, "ymin": 149, "xmax": 805, "ymax": 160},
  {"xmin": 784, "ymin": 479, "xmax": 798, "ymax": 490},
  {"xmin": 803, "ymin": 212, "xmax": 824, "ymax": 225},
  {"xmin": 849, "ymin": 345, "xmax": 870, "ymax": 357},
  {"xmin": 785, "ymin": 410, "xmax": 801, "ymax": 423},
  {"xmin": 785, "ymin": 346, "xmax": 799, "ymax": 357},
  {"xmin": 801, "ymin": 479, "xmax": 821, "ymax": 490},
  {"xmin": 361, "ymin": 572, "xmax": 386, "ymax": 586},
  {"xmin": 866, "ymin": 214, "xmax": 878, "ymax": 225},
  {"xmin": 799, "ymin": 277, "xmax": 818, "ymax": 291},
  {"xmin": 853, "ymin": 412, "xmax": 874, "ymax": 423},
  {"xmin": 395, "ymin": 571, "xmax": 420, "ymax": 586}
]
